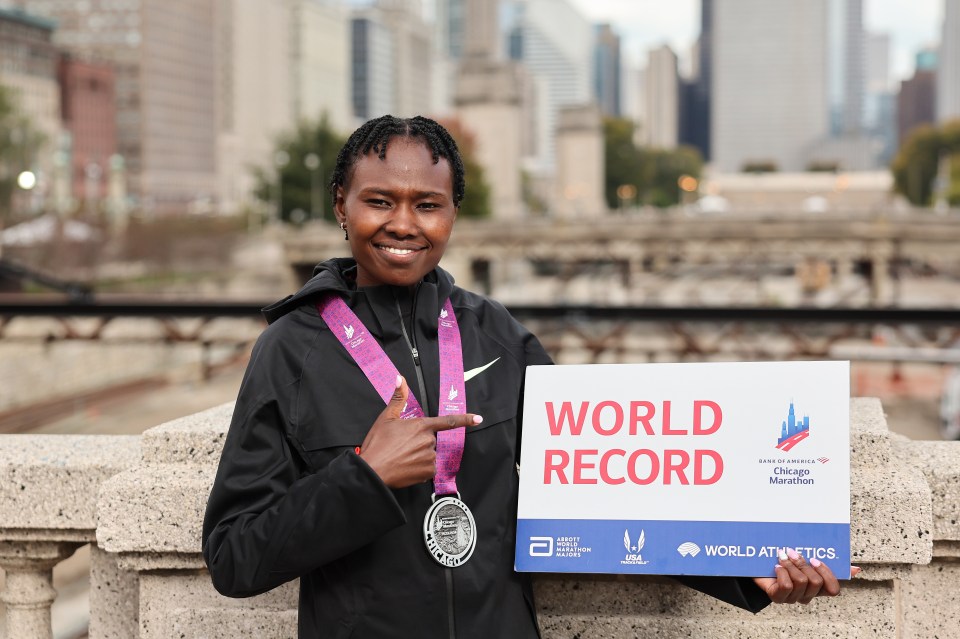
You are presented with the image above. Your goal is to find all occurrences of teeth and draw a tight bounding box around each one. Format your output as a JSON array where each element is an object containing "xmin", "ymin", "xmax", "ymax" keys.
[{"xmin": 381, "ymin": 246, "xmax": 415, "ymax": 255}]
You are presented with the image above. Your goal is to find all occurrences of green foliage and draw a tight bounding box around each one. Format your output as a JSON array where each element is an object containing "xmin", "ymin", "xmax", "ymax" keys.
[
  {"xmin": 891, "ymin": 120, "xmax": 960, "ymax": 206},
  {"xmin": 603, "ymin": 117, "xmax": 703, "ymax": 209},
  {"xmin": 436, "ymin": 117, "xmax": 491, "ymax": 219},
  {"xmin": 254, "ymin": 114, "xmax": 346, "ymax": 223},
  {"xmin": 0, "ymin": 84, "xmax": 45, "ymax": 223}
]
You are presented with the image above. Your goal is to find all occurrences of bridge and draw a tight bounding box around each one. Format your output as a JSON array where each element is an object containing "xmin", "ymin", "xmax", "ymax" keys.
[{"xmin": 285, "ymin": 212, "xmax": 960, "ymax": 307}]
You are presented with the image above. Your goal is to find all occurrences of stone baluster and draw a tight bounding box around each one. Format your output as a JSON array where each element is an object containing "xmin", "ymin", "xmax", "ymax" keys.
[
  {"xmin": 0, "ymin": 541, "xmax": 79, "ymax": 639},
  {"xmin": 0, "ymin": 434, "xmax": 139, "ymax": 638}
]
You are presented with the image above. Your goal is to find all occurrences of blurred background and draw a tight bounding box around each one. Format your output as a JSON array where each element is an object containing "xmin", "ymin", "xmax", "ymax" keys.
[
  {"xmin": 0, "ymin": 1, "xmax": 959, "ymax": 635},
  {"xmin": 1, "ymin": 0, "xmax": 958, "ymax": 439}
]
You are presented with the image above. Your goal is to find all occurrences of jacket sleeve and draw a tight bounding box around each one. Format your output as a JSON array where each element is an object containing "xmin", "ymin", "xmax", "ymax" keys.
[
  {"xmin": 672, "ymin": 575, "xmax": 772, "ymax": 613},
  {"xmin": 202, "ymin": 391, "xmax": 407, "ymax": 598}
]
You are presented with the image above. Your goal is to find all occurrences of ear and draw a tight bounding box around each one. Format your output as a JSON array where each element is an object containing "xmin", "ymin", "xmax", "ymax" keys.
[{"xmin": 333, "ymin": 186, "xmax": 346, "ymax": 223}]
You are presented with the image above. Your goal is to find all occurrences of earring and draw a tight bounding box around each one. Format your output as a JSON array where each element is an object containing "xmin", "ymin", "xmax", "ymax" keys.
[{"xmin": 340, "ymin": 221, "xmax": 348, "ymax": 240}]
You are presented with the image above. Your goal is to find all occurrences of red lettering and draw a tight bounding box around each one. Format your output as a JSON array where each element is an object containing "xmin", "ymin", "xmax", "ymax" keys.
[
  {"xmin": 662, "ymin": 401, "xmax": 687, "ymax": 435},
  {"xmin": 627, "ymin": 449, "xmax": 659, "ymax": 485},
  {"xmin": 600, "ymin": 449, "xmax": 626, "ymax": 484},
  {"xmin": 592, "ymin": 401, "xmax": 624, "ymax": 435},
  {"xmin": 629, "ymin": 401, "xmax": 655, "ymax": 435},
  {"xmin": 663, "ymin": 449, "xmax": 691, "ymax": 484},
  {"xmin": 543, "ymin": 450, "xmax": 569, "ymax": 484},
  {"xmin": 693, "ymin": 401, "xmax": 722, "ymax": 435},
  {"xmin": 545, "ymin": 401, "xmax": 589, "ymax": 436},
  {"xmin": 694, "ymin": 450, "xmax": 724, "ymax": 484},
  {"xmin": 573, "ymin": 449, "xmax": 598, "ymax": 484}
]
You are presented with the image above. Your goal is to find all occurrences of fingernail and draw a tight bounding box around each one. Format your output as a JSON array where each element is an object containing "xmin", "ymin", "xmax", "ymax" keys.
[
  {"xmin": 787, "ymin": 548, "xmax": 800, "ymax": 560},
  {"xmin": 810, "ymin": 558, "xmax": 822, "ymax": 568},
  {"xmin": 396, "ymin": 375, "xmax": 402, "ymax": 388},
  {"xmin": 473, "ymin": 415, "xmax": 483, "ymax": 424},
  {"xmin": 778, "ymin": 549, "xmax": 788, "ymax": 561},
  {"xmin": 774, "ymin": 564, "xmax": 782, "ymax": 571}
]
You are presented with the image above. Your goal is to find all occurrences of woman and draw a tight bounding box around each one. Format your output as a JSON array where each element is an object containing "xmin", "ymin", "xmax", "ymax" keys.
[{"xmin": 203, "ymin": 115, "xmax": 848, "ymax": 638}]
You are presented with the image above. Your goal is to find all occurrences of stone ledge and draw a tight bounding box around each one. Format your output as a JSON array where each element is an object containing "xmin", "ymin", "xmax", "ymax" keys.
[
  {"xmin": 850, "ymin": 465, "xmax": 932, "ymax": 565},
  {"xmin": 0, "ymin": 435, "xmax": 139, "ymax": 531},
  {"xmin": 97, "ymin": 463, "xmax": 215, "ymax": 555},
  {"xmin": 140, "ymin": 402, "xmax": 233, "ymax": 464},
  {"xmin": 849, "ymin": 397, "xmax": 891, "ymax": 466},
  {"xmin": 895, "ymin": 439, "xmax": 960, "ymax": 542}
]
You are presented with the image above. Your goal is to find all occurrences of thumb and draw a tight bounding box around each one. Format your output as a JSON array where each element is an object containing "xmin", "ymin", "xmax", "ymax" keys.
[{"xmin": 386, "ymin": 375, "xmax": 409, "ymax": 418}]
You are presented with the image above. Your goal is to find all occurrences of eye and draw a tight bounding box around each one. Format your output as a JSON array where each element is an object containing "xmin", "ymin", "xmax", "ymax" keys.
[
  {"xmin": 418, "ymin": 202, "xmax": 440, "ymax": 210},
  {"xmin": 366, "ymin": 198, "xmax": 390, "ymax": 208}
]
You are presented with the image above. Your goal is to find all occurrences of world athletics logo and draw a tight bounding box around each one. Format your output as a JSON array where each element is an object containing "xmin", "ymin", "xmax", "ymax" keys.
[{"xmin": 775, "ymin": 401, "xmax": 810, "ymax": 452}]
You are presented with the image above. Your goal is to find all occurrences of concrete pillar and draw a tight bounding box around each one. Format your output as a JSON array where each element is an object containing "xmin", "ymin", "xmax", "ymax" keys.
[
  {"xmin": 0, "ymin": 541, "xmax": 78, "ymax": 639},
  {"xmin": 555, "ymin": 104, "xmax": 606, "ymax": 218},
  {"xmin": 455, "ymin": 60, "xmax": 526, "ymax": 219}
]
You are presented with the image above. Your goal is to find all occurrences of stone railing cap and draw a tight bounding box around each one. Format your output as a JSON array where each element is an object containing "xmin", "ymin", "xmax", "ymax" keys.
[{"xmin": 141, "ymin": 402, "xmax": 234, "ymax": 464}]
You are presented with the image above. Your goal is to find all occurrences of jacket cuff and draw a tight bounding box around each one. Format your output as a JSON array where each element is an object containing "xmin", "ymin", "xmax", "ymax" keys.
[{"xmin": 671, "ymin": 575, "xmax": 772, "ymax": 614}]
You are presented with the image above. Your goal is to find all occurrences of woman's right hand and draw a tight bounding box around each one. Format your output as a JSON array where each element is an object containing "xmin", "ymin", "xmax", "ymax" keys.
[{"xmin": 357, "ymin": 376, "xmax": 482, "ymax": 489}]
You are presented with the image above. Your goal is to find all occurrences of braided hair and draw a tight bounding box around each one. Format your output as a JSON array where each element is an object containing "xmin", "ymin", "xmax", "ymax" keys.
[{"xmin": 330, "ymin": 115, "xmax": 466, "ymax": 207}]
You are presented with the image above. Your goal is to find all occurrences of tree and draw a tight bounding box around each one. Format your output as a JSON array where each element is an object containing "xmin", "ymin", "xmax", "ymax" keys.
[
  {"xmin": 435, "ymin": 117, "xmax": 491, "ymax": 219},
  {"xmin": 603, "ymin": 117, "xmax": 703, "ymax": 209},
  {"xmin": 891, "ymin": 119, "xmax": 960, "ymax": 207},
  {"xmin": 0, "ymin": 84, "xmax": 45, "ymax": 224},
  {"xmin": 254, "ymin": 114, "xmax": 345, "ymax": 224}
]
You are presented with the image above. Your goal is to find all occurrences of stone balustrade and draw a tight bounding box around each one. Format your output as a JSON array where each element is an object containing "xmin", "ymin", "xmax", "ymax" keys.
[{"xmin": 0, "ymin": 398, "xmax": 958, "ymax": 638}]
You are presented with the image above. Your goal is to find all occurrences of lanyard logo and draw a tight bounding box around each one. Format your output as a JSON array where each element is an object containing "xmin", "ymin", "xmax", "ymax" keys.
[{"xmin": 343, "ymin": 324, "xmax": 355, "ymax": 340}]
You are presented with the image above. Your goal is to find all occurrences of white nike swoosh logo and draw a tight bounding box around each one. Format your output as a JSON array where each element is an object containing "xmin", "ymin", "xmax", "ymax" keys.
[{"xmin": 464, "ymin": 358, "xmax": 500, "ymax": 382}]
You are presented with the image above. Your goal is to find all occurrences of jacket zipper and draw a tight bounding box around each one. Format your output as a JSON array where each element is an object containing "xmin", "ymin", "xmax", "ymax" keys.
[{"xmin": 394, "ymin": 290, "xmax": 457, "ymax": 639}]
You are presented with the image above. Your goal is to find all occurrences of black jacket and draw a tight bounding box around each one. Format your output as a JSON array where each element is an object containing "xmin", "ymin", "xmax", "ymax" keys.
[{"xmin": 202, "ymin": 259, "xmax": 769, "ymax": 639}]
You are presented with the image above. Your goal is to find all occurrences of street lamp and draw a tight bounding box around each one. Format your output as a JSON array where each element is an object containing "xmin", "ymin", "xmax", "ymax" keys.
[
  {"xmin": 304, "ymin": 152, "xmax": 323, "ymax": 220},
  {"xmin": 274, "ymin": 150, "xmax": 290, "ymax": 223},
  {"xmin": 16, "ymin": 170, "xmax": 36, "ymax": 191}
]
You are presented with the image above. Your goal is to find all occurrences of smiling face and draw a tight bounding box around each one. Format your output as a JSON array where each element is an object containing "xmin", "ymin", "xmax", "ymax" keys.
[{"xmin": 335, "ymin": 137, "xmax": 457, "ymax": 288}]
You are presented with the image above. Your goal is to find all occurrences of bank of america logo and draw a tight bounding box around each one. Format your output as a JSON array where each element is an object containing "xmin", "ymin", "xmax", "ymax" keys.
[
  {"xmin": 677, "ymin": 542, "xmax": 701, "ymax": 557},
  {"xmin": 343, "ymin": 325, "xmax": 355, "ymax": 339},
  {"xmin": 818, "ymin": 457, "xmax": 830, "ymax": 464}
]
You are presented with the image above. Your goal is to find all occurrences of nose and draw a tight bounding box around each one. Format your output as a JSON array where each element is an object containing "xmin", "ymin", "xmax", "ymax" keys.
[{"xmin": 384, "ymin": 200, "xmax": 417, "ymax": 238}]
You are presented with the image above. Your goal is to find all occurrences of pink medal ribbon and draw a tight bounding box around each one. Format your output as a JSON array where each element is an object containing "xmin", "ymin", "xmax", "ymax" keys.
[{"xmin": 317, "ymin": 293, "xmax": 467, "ymax": 497}]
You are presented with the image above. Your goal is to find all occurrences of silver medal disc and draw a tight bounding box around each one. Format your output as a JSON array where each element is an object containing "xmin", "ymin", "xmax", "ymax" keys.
[{"xmin": 423, "ymin": 495, "xmax": 477, "ymax": 567}]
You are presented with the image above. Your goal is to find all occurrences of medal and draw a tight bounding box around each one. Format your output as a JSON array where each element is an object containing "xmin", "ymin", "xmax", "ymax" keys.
[
  {"xmin": 423, "ymin": 494, "xmax": 477, "ymax": 567},
  {"xmin": 319, "ymin": 294, "xmax": 476, "ymax": 566}
]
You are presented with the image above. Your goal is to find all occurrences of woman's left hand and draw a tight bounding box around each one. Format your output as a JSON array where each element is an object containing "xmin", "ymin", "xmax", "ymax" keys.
[{"xmin": 752, "ymin": 548, "xmax": 860, "ymax": 604}]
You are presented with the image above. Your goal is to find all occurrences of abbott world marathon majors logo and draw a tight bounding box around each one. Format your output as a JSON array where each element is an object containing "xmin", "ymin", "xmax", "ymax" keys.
[{"xmin": 621, "ymin": 529, "xmax": 649, "ymax": 565}]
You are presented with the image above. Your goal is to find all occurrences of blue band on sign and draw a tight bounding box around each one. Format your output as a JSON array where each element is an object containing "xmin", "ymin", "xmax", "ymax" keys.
[{"xmin": 515, "ymin": 519, "xmax": 850, "ymax": 577}]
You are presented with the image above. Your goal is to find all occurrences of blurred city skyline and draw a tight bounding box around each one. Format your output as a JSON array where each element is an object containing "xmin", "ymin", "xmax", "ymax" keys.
[{"xmin": 567, "ymin": 0, "xmax": 943, "ymax": 82}]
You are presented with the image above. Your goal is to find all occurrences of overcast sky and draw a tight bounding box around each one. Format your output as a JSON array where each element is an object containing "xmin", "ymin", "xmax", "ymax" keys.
[{"xmin": 566, "ymin": 0, "xmax": 944, "ymax": 83}]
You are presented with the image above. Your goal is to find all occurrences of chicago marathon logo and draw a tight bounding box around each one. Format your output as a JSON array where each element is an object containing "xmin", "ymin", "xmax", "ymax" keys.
[
  {"xmin": 775, "ymin": 401, "xmax": 810, "ymax": 452},
  {"xmin": 343, "ymin": 324, "xmax": 355, "ymax": 340},
  {"xmin": 621, "ymin": 529, "xmax": 649, "ymax": 565}
]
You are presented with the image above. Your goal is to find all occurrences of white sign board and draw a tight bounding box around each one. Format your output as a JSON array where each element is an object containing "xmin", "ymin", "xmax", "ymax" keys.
[{"xmin": 515, "ymin": 361, "xmax": 850, "ymax": 578}]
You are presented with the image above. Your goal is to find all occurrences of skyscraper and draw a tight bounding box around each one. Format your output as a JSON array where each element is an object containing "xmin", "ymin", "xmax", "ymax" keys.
[
  {"xmin": 938, "ymin": 0, "xmax": 960, "ymax": 123},
  {"xmin": 503, "ymin": 0, "xmax": 593, "ymax": 171},
  {"xmin": 593, "ymin": 24, "xmax": 621, "ymax": 117},
  {"xmin": 688, "ymin": 0, "xmax": 713, "ymax": 160},
  {"xmin": 352, "ymin": 12, "xmax": 396, "ymax": 119},
  {"xmin": 18, "ymin": 0, "xmax": 220, "ymax": 212},
  {"xmin": 828, "ymin": 0, "xmax": 865, "ymax": 136},
  {"xmin": 352, "ymin": 1, "xmax": 433, "ymax": 121},
  {"xmin": 712, "ymin": 0, "xmax": 829, "ymax": 172},
  {"xmin": 643, "ymin": 45, "xmax": 679, "ymax": 149}
]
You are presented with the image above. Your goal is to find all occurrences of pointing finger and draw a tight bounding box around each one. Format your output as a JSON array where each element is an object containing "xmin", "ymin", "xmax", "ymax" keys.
[{"xmin": 426, "ymin": 414, "xmax": 484, "ymax": 432}]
